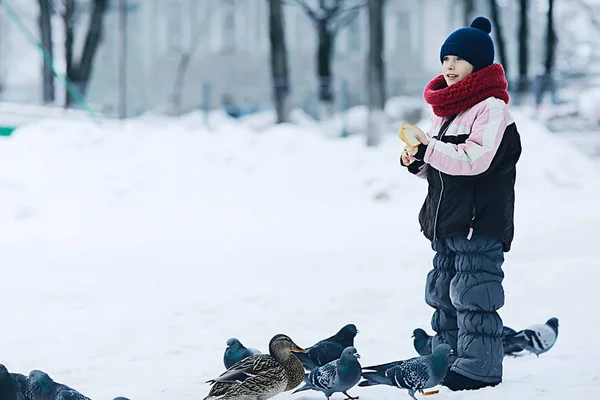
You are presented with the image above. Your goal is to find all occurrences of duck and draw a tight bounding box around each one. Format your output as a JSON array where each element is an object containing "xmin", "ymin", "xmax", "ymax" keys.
[{"xmin": 204, "ymin": 334, "xmax": 306, "ymax": 400}]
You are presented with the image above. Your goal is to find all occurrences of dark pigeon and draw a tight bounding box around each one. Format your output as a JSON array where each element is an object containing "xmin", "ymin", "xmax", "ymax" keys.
[
  {"xmin": 412, "ymin": 328, "xmax": 433, "ymax": 356},
  {"xmin": 503, "ymin": 317, "xmax": 559, "ymax": 356},
  {"xmin": 29, "ymin": 370, "xmax": 90, "ymax": 400},
  {"xmin": 359, "ymin": 344, "xmax": 452, "ymax": 400},
  {"xmin": 294, "ymin": 324, "xmax": 359, "ymax": 371},
  {"xmin": 223, "ymin": 338, "xmax": 261, "ymax": 369},
  {"xmin": 293, "ymin": 346, "xmax": 362, "ymax": 400},
  {"xmin": 0, "ymin": 364, "xmax": 32, "ymax": 400}
]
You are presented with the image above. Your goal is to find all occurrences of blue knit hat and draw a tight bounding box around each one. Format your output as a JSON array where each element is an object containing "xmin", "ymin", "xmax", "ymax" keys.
[{"xmin": 440, "ymin": 16, "xmax": 494, "ymax": 72}]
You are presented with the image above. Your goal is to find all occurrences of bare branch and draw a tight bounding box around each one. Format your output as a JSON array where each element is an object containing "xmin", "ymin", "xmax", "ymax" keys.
[
  {"xmin": 328, "ymin": 0, "xmax": 366, "ymax": 19},
  {"xmin": 338, "ymin": 2, "xmax": 367, "ymax": 16},
  {"xmin": 293, "ymin": 0, "xmax": 319, "ymax": 21},
  {"xmin": 325, "ymin": 1, "xmax": 342, "ymax": 19},
  {"xmin": 331, "ymin": 2, "xmax": 366, "ymax": 32}
]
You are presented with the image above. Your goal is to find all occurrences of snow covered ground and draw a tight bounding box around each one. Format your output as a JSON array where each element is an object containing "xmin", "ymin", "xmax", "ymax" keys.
[{"xmin": 0, "ymin": 108, "xmax": 599, "ymax": 399}]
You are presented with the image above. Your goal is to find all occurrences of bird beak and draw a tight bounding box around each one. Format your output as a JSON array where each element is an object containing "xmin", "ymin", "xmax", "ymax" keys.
[
  {"xmin": 291, "ymin": 344, "xmax": 306, "ymax": 353},
  {"xmin": 355, "ymin": 353, "xmax": 361, "ymax": 358},
  {"xmin": 411, "ymin": 334, "xmax": 415, "ymax": 338}
]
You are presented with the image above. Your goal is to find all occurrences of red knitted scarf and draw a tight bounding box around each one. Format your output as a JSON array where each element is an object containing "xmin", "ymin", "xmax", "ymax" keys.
[{"xmin": 423, "ymin": 63, "xmax": 510, "ymax": 117}]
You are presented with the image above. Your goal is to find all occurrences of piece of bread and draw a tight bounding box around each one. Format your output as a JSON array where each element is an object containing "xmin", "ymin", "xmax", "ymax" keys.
[{"xmin": 398, "ymin": 122, "xmax": 425, "ymax": 148}]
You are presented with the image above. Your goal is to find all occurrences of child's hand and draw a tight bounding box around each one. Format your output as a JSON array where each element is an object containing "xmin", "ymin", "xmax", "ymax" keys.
[
  {"xmin": 415, "ymin": 134, "xmax": 430, "ymax": 146},
  {"xmin": 401, "ymin": 147, "xmax": 417, "ymax": 166}
]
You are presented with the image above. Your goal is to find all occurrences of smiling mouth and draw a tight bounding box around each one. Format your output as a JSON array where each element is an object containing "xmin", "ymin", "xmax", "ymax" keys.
[{"xmin": 446, "ymin": 74, "xmax": 458, "ymax": 79}]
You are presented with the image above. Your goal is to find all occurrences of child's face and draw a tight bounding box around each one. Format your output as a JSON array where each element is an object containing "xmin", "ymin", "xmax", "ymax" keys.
[{"xmin": 442, "ymin": 55, "xmax": 474, "ymax": 86}]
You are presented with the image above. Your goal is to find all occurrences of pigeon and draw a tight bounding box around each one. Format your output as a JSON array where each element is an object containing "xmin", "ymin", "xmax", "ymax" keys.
[
  {"xmin": 412, "ymin": 328, "xmax": 433, "ymax": 356},
  {"xmin": 359, "ymin": 344, "xmax": 452, "ymax": 400},
  {"xmin": 0, "ymin": 364, "xmax": 33, "ymax": 400},
  {"xmin": 29, "ymin": 370, "xmax": 91, "ymax": 400},
  {"xmin": 292, "ymin": 346, "xmax": 362, "ymax": 400},
  {"xmin": 294, "ymin": 324, "xmax": 359, "ymax": 371},
  {"xmin": 503, "ymin": 317, "xmax": 559, "ymax": 356},
  {"xmin": 223, "ymin": 338, "xmax": 262, "ymax": 369},
  {"xmin": 113, "ymin": 398, "xmax": 130, "ymax": 400}
]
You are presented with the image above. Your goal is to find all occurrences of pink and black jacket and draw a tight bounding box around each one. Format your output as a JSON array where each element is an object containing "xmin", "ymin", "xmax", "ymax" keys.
[{"xmin": 407, "ymin": 96, "xmax": 522, "ymax": 252}]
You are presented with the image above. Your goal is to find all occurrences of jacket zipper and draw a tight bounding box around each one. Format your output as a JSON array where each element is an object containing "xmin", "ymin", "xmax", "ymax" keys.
[
  {"xmin": 432, "ymin": 117, "xmax": 455, "ymax": 241},
  {"xmin": 467, "ymin": 202, "xmax": 476, "ymax": 240}
]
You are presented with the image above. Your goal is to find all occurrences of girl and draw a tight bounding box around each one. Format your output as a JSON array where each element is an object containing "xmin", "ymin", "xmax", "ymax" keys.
[{"xmin": 401, "ymin": 16, "xmax": 521, "ymax": 391}]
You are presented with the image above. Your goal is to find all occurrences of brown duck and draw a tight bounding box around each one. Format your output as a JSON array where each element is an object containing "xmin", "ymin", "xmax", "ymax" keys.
[{"xmin": 204, "ymin": 334, "xmax": 306, "ymax": 400}]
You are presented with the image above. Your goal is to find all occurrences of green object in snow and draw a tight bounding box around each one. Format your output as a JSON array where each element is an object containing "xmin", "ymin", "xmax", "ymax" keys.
[{"xmin": 0, "ymin": 126, "xmax": 17, "ymax": 136}]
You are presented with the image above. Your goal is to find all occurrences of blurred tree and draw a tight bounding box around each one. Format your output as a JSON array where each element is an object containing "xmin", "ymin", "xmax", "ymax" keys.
[
  {"xmin": 269, "ymin": 0, "xmax": 291, "ymax": 123},
  {"xmin": 518, "ymin": 0, "xmax": 529, "ymax": 93},
  {"xmin": 292, "ymin": 0, "xmax": 366, "ymax": 120},
  {"xmin": 169, "ymin": 1, "xmax": 214, "ymax": 116},
  {"xmin": 366, "ymin": 0, "xmax": 384, "ymax": 147},
  {"xmin": 544, "ymin": 0, "xmax": 556, "ymax": 75},
  {"xmin": 38, "ymin": 0, "xmax": 55, "ymax": 103},
  {"xmin": 63, "ymin": 0, "xmax": 108, "ymax": 107},
  {"xmin": 62, "ymin": 0, "xmax": 75, "ymax": 108},
  {"xmin": 488, "ymin": 0, "xmax": 508, "ymax": 77}
]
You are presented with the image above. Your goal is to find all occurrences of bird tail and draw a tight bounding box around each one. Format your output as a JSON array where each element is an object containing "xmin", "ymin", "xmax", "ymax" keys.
[
  {"xmin": 502, "ymin": 325, "xmax": 517, "ymax": 336},
  {"xmin": 358, "ymin": 371, "xmax": 392, "ymax": 387},
  {"xmin": 502, "ymin": 331, "xmax": 529, "ymax": 355},
  {"xmin": 362, "ymin": 360, "xmax": 403, "ymax": 372},
  {"xmin": 292, "ymin": 383, "xmax": 312, "ymax": 394},
  {"xmin": 294, "ymin": 352, "xmax": 317, "ymax": 371}
]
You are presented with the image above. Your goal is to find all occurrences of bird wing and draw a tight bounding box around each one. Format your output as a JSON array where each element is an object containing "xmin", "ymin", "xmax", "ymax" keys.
[
  {"xmin": 362, "ymin": 360, "xmax": 405, "ymax": 371},
  {"xmin": 386, "ymin": 358, "xmax": 429, "ymax": 391},
  {"xmin": 502, "ymin": 326, "xmax": 517, "ymax": 336},
  {"xmin": 11, "ymin": 374, "xmax": 32, "ymax": 400},
  {"xmin": 307, "ymin": 341, "xmax": 346, "ymax": 367},
  {"xmin": 209, "ymin": 355, "xmax": 276, "ymax": 384},
  {"xmin": 308, "ymin": 362, "xmax": 338, "ymax": 390},
  {"xmin": 55, "ymin": 387, "xmax": 91, "ymax": 400}
]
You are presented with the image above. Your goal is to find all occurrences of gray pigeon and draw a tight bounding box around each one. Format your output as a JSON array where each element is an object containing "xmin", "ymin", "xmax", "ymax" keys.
[
  {"xmin": 412, "ymin": 328, "xmax": 433, "ymax": 356},
  {"xmin": 294, "ymin": 324, "xmax": 359, "ymax": 371},
  {"xmin": 503, "ymin": 317, "xmax": 559, "ymax": 356},
  {"xmin": 359, "ymin": 344, "xmax": 452, "ymax": 400},
  {"xmin": 0, "ymin": 364, "xmax": 33, "ymax": 400},
  {"xmin": 29, "ymin": 370, "xmax": 90, "ymax": 400},
  {"xmin": 292, "ymin": 346, "xmax": 362, "ymax": 400},
  {"xmin": 223, "ymin": 338, "xmax": 262, "ymax": 369}
]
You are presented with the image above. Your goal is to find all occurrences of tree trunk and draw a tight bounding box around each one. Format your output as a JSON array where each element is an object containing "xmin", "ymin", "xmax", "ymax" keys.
[
  {"xmin": 366, "ymin": 0, "xmax": 385, "ymax": 147},
  {"xmin": 489, "ymin": 0, "xmax": 508, "ymax": 77},
  {"xmin": 67, "ymin": 0, "xmax": 108, "ymax": 105},
  {"xmin": 64, "ymin": 0, "xmax": 75, "ymax": 108},
  {"xmin": 38, "ymin": 0, "xmax": 55, "ymax": 103},
  {"xmin": 269, "ymin": 0, "xmax": 290, "ymax": 123},
  {"xmin": 171, "ymin": 53, "xmax": 192, "ymax": 116},
  {"xmin": 317, "ymin": 20, "xmax": 334, "ymax": 120},
  {"xmin": 544, "ymin": 0, "xmax": 556, "ymax": 75},
  {"xmin": 518, "ymin": 0, "xmax": 529, "ymax": 93}
]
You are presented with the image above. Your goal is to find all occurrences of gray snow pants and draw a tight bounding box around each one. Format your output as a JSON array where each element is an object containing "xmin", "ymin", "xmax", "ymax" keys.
[{"xmin": 425, "ymin": 235, "xmax": 505, "ymax": 383}]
